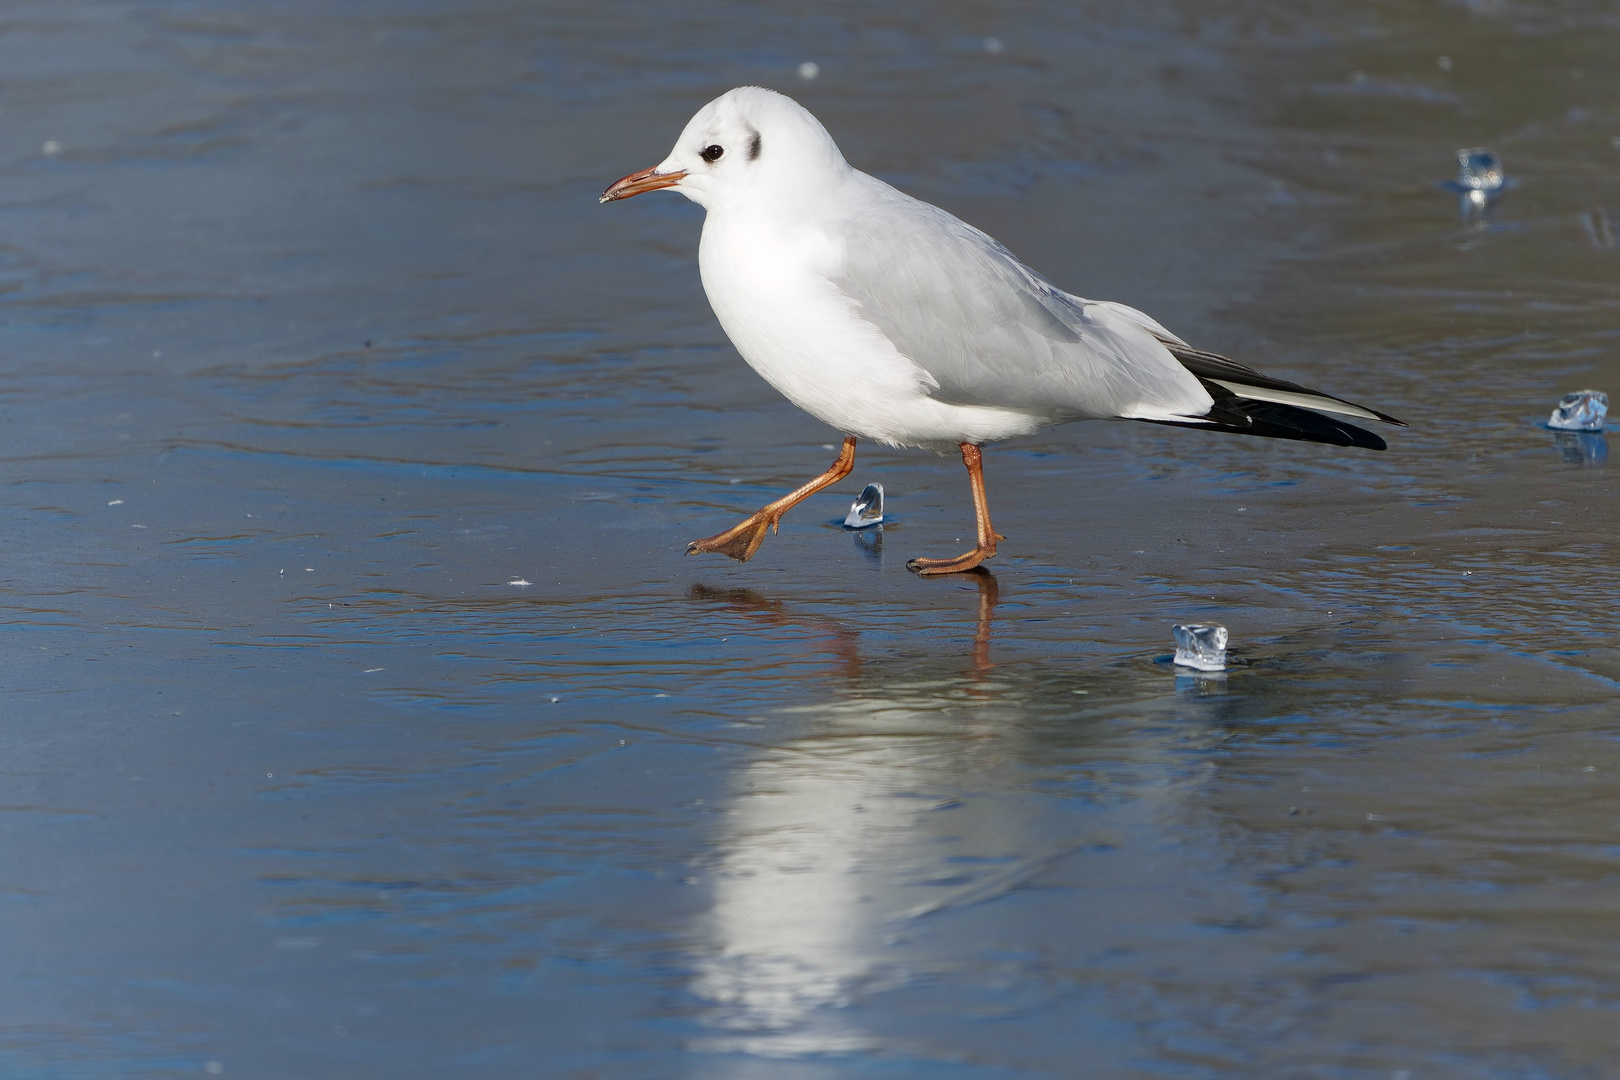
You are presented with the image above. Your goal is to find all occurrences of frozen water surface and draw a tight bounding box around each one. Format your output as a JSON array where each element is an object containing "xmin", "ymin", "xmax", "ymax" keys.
[
  {"xmin": 1553, "ymin": 430, "xmax": 1608, "ymax": 465},
  {"xmin": 2, "ymin": 2, "xmax": 1619, "ymax": 1079}
]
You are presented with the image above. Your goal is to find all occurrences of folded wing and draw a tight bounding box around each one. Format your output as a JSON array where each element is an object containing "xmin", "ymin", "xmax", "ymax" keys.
[
  {"xmin": 830, "ymin": 180, "xmax": 1214, "ymax": 424},
  {"xmin": 828, "ymin": 175, "xmax": 1403, "ymax": 450}
]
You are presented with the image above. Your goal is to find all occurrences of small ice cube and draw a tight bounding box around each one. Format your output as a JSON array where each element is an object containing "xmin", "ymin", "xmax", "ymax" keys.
[
  {"xmin": 797, "ymin": 61, "xmax": 820, "ymax": 81},
  {"xmin": 1444, "ymin": 147, "xmax": 1506, "ymax": 213},
  {"xmin": 843, "ymin": 483, "xmax": 884, "ymax": 529},
  {"xmin": 1585, "ymin": 209, "xmax": 1616, "ymax": 249},
  {"xmin": 1547, "ymin": 389, "xmax": 1608, "ymax": 431},
  {"xmin": 1456, "ymin": 147, "xmax": 1504, "ymax": 193},
  {"xmin": 1172, "ymin": 624, "xmax": 1227, "ymax": 671}
]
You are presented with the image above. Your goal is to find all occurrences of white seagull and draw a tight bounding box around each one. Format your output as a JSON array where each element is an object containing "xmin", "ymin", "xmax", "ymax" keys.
[{"xmin": 602, "ymin": 87, "xmax": 1402, "ymax": 575}]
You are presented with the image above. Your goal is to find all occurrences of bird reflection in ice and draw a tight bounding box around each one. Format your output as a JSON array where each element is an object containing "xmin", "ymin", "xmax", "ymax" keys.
[
  {"xmin": 681, "ymin": 573, "xmax": 1257, "ymax": 1060},
  {"xmin": 689, "ymin": 568, "xmax": 999, "ymax": 683},
  {"xmin": 687, "ymin": 581, "xmax": 866, "ymax": 680},
  {"xmin": 686, "ymin": 738, "xmax": 901, "ymax": 1055},
  {"xmin": 683, "ymin": 573, "xmax": 1003, "ymax": 1056},
  {"xmin": 965, "ymin": 568, "xmax": 996, "ymax": 680}
]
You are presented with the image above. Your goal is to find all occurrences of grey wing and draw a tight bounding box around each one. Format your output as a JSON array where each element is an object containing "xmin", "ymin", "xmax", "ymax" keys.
[{"xmin": 829, "ymin": 182, "xmax": 1212, "ymax": 422}]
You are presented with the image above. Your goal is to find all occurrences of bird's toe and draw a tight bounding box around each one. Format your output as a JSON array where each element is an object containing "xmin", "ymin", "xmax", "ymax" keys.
[
  {"xmin": 907, "ymin": 546, "xmax": 996, "ymax": 576},
  {"xmin": 687, "ymin": 515, "xmax": 772, "ymax": 562}
]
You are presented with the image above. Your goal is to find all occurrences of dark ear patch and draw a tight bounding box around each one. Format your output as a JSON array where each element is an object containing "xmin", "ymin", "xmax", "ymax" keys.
[{"xmin": 748, "ymin": 131, "xmax": 762, "ymax": 161}]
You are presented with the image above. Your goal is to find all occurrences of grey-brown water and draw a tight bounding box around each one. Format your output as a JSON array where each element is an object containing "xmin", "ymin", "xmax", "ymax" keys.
[{"xmin": 3, "ymin": 2, "xmax": 1617, "ymax": 1077}]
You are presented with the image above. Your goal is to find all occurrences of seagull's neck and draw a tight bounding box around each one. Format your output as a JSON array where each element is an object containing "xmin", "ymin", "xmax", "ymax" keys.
[{"xmin": 711, "ymin": 167, "xmax": 860, "ymax": 230}]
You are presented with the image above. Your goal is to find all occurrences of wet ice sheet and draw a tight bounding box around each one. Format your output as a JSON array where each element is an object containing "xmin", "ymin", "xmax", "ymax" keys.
[{"xmin": 1, "ymin": 2, "xmax": 1619, "ymax": 1079}]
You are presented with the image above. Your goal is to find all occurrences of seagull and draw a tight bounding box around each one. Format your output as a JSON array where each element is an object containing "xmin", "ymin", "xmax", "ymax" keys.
[{"xmin": 601, "ymin": 87, "xmax": 1402, "ymax": 575}]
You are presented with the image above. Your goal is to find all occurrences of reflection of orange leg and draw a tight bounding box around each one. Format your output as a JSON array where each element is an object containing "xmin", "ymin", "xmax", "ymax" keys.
[
  {"xmin": 688, "ymin": 582, "xmax": 863, "ymax": 680},
  {"xmin": 687, "ymin": 437, "xmax": 856, "ymax": 562},
  {"xmin": 968, "ymin": 568, "xmax": 998, "ymax": 679},
  {"xmin": 907, "ymin": 443, "xmax": 1006, "ymax": 576}
]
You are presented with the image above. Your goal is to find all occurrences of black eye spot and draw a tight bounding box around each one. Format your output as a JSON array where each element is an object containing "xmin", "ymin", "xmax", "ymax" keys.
[{"xmin": 701, "ymin": 144, "xmax": 724, "ymax": 163}]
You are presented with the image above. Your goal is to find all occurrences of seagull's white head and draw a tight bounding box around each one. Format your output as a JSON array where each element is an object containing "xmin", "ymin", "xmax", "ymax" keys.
[{"xmin": 600, "ymin": 86, "xmax": 849, "ymax": 212}]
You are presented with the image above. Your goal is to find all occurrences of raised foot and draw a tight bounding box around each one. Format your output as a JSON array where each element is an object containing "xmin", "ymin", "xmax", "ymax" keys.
[
  {"xmin": 686, "ymin": 512, "xmax": 778, "ymax": 562},
  {"xmin": 907, "ymin": 545, "xmax": 997, "ymax": 576}
]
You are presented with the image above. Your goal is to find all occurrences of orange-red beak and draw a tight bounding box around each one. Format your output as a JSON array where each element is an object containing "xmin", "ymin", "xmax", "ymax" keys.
[{"xmin": 599, "ymin": 165, "xmax": 687, "ymax": 204}]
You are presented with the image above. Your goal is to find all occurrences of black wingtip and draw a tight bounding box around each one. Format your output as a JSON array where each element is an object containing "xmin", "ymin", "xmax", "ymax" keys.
[
  {"xmin": 1140, "ymin": 416, "xmax": 1388, "ymax": 450},
  {"xmin": 1140, "ymin": 393, "xmax": 1391, "ymax": 450},
  {"xmin": 1160, "ymin": 339, "xmax": 1404, "ymax": 429}
]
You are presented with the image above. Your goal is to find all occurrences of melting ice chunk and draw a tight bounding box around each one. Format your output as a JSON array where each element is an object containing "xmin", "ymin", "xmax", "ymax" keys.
[
  {"xmin": 1172, "ymin": 624, "xmax": 1228, "ymax": 672},
  {"xmin": 1455, "ymin": 147, "xmax": 1504, "ymax": 194},
  {"xmin": 1547, "ymin": 389, "xmax": 1608, "ymax": 431},
  {"xmin": 843, "ymin": 483, "xmax": 884, "ymax": 529},
  {"xmin": 1442, "ymin": 147, "xmax": 1506, "ymax": 213}
]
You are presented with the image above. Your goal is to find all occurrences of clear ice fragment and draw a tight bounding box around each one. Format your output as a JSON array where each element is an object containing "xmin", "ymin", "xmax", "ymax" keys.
[
  {"xmin": 843, "ymin": 483, "xmax": 884, "ymax": 529},
  {"xmin": 1172, "ymin": 624, "xmax": 1228, "ymax": 672},
  {"xmin": 1547, "ymin": 389, "xmax": 1608, "ymax": 431},
  {"xmin": 1456, "ymin": 147, "xmax": 1504, "ymax": 194},
  {"xmin": 1441, "ymin": 147, "xmax": 1507, "ymax": 214}
]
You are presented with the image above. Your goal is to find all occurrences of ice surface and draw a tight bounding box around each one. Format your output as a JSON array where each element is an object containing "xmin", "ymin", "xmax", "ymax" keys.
[
  {"xmin": 852, "ymin": 528, "xmax": 883, "ymax": 561},
  {"xmin": 1547, "ymin": 389, "xmax": 1608, "ymax": 431},
  {"xmin": 1553, "ymin": 431, "xmax": 1607, "ymax": 465},
  {"xmin": 843, "ymin": 483, "xmax": 884, "ymax": 529},
  {"xmin": 1172, "ymin": 624, "xmax": 1227, "ymax": 671}
]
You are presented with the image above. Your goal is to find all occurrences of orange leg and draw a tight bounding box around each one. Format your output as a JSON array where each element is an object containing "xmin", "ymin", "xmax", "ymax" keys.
[
  {"xmin": 687, "ymin": 437, "xmax": 857, "ymax": 562},
  {"xmin": 907, "ymin": 442, "xmax": 1006, "ymax": 576}
]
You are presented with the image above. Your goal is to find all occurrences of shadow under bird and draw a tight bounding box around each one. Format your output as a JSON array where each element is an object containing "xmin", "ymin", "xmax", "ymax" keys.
[{"xmin": 601, "ymin": 87, "xmax": 1403, "ymax": 575}]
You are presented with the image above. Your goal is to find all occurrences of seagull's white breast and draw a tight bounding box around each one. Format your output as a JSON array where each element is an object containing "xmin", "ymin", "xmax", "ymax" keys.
[{"xmin": 697, "ymin": 204, "xmax": 1050, "ymax": 449}]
